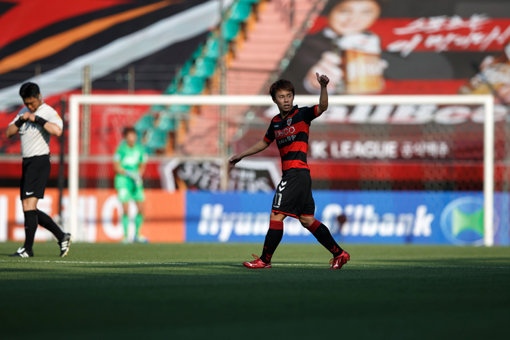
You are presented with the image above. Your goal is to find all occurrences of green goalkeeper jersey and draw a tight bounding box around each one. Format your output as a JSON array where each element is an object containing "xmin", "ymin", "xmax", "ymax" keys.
[{"xmin": 114, "ymin": 141, "xmax": 147, "ymax": 180}]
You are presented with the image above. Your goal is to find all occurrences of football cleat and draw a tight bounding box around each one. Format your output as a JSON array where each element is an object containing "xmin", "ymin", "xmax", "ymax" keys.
[
  {"xmin": 59, "ymin": 233, "xmax": 72, "ymax": 257},
  {"xmin": 134, "ymin": 235, "xmax": 149, "ymax": 244},
  {"xmin": 329, "ymin": 250, "xmax": 350, "ymax": 269},
  {"xmin": 9, "ymin": 247, "xmax": 33, "ymax": 258},
  {"xmin": 243, "ymin": 254, "xmax": 272, "ymax": 269}
]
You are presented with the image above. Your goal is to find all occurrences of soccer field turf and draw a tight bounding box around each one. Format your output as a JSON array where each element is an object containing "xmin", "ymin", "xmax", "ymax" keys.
[{"xmin": 0, "ymin": 242, "xmax": 509, "ymax": 339}]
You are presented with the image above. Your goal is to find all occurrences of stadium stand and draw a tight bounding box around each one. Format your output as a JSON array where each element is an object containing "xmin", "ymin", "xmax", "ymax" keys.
[
  {"xmin": 179, "ymin": 0, "xmax": 317, "ymax": 156},
  {"xmin": 0, "ymin": 1, "xmax": 317, "ymax": 157},
  {"xmin": 131, "ymin": 0, "xmax": 318, "ymax": 156},
  {"xmin": 134, "ymin": 0, "xmax": 262, "ymax": 154}
]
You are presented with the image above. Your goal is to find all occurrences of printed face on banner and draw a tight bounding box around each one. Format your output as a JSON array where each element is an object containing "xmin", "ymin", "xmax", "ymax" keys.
[{"xmin": 329, "ymin": 0, "xmax": 381, "ymax": 35}]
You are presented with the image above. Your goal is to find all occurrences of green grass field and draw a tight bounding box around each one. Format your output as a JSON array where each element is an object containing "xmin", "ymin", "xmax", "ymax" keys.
[{"xmin": 1, "ymin": 242, "xmax": 509, "ymax": 339}]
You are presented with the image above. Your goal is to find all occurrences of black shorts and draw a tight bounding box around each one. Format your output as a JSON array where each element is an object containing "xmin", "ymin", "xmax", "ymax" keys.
[
  {"xmin": 20, "ymin": 154, "xmax": 50, "ymax": 200},
  {"xmin": 272, "ymin": 168, "xmax": 315, "ymax": 218}
]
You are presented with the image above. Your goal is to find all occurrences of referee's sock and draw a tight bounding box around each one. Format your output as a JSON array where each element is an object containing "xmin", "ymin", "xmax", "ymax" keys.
[
  {"xmin": 307, "ymin": 220, "xmax": 343, "ymax": 257},
  {"xmin": 23, "ymin": 210, "xmax": 38, "ymax": 252},
  {"xmin": 37, "ymin": 210, "xmax": 65, "ymax": 241},
  {"xmin": 260, "ymin": 220, "xmax": 284, "ymax": 263}
]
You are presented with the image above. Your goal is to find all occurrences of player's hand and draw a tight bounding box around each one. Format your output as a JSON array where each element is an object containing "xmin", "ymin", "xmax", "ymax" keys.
[
  {"xmin": 21, "ymin": 112, "xmax": 31, "ymax": 121},
  {"xmin": 316, "ymin": 73, "xmax": 330, "ymax": 87},
  {"xmin": 480, "ymin": 56, "xmax": 495, "ymax": 70},
  {"xmin": 228, "ymin": 155, "xmax": 241, "ymax": 169},
  {"xmin": 305, "ymin": 51, "xmax": 341, "ymax": 91},
  {"xmin": 125, "ymin": 170, "xmax": 142, "ymax": 185},
  {"xmin": 27, "ymin": 113, "xmax": 37, "ymax": 122}
]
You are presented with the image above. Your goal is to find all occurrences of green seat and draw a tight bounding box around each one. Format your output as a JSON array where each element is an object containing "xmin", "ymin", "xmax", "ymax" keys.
[
  {"xmin": 157, "ymin": 113, "xmax": 177, "ymax": 132},
  {"xmin": 135, "ymin": 114, "xmax": 155, "ymax": 133},
  {"xmin": 150, "ymin": 105, "xmax": 166, "ymax": 112},
  {"xmin": 192, "ymin": 43, "xmax": 204, "ymax": 59},
  {"xmin": 145, "ymin": 128, "xmax": 168, "ymax": 150},
  {"xmin": 193, "ymin": 57, "xmax": 216, "ymax": 77},
  {"xmin": 136, "ymin": 130, "xmax": 144, "ymax": 141},
  {"xmin": 180, "ymin": 75, "xmax": 206, "ymax": 94},
  {"xmin": 204, "ymin": 37, "xmax": 220, "ymax": 59},
  {"xmin": 170, "ymin": 105, "xmax": 191, "ymax": 113},
  {"xmin": 229, "ymin": 2, "xmax": 252, "ymax": 22},
  {"xmin": 175, "ymin": 59, "xmax": 194, "ymax": 80},
  {"xmin": 164, "ymin": 80, "xmax": 179, "ymax": 94},
  {"xmin": 221, "ymin": 19, "xmax": 240, "ymax": 42}
]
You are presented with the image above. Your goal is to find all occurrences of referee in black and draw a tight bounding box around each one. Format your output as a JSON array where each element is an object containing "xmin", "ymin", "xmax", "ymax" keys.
[{"xmin": 6, "ymin": 82, "xmax": 71, "ymax": 258}]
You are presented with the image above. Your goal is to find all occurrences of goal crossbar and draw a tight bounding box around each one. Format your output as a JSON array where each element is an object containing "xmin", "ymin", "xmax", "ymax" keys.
[{"xmin": 68, "ymin": 94, "xmax": 494, "ymax": 245}]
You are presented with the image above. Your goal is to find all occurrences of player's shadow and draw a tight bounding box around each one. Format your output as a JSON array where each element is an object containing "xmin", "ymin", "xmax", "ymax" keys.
[
  {"xmin": 0, "ymin": 268, "xmax": 47, "ymax": 273},
  {"xmin": 365, "ymin": 257, "xmax": 510, "ymax": 266},
  {"xmin": 78, "ymin": 262, "xmax": 249, "ymax": 270}
]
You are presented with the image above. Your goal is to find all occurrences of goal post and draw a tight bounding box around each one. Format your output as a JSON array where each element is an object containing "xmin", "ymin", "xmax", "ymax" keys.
[{"xmin": 68, "ymin": 94, "xmax": 495, "ymax": 245}]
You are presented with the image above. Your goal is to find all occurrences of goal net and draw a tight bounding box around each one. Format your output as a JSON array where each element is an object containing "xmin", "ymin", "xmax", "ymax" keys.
[{"xmin": 66, "ymin": 94, "xmax": 500, "ymax": 246}]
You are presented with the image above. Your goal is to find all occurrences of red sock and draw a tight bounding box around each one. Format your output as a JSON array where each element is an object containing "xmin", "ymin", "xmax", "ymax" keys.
[
  {"xmin": 260, "ymin": 220, "xmax": 283, "ymax": 263},
  {"xmin": 309, "ymin": 220, "xmax": 343, "ymax": 257}
]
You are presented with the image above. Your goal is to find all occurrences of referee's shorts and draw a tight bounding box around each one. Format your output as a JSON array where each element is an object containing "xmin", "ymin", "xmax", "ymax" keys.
[{"xmin": 20, "ymin": 154, "xmax": 51, "ymax": 200}]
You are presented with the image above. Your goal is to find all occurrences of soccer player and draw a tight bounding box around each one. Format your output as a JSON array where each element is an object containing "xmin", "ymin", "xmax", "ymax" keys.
[
  {"xmin": 114, "ymin": 127, "xmax": 148, "ymax": 243},
  {"xmin": 6, "ymin": 82, "xmax": 71, "ymax": 258},
  {"xmin": 229, "ymin": 73, "xmax": 350, "ymax": 269}
]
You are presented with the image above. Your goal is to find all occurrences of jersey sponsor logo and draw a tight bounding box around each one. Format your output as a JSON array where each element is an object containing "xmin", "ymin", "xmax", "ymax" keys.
[
  {"xmin": 122, "ymin": 151, "xmax": 142, "ymax": 166},
  {"xmin": 275, "ymin": 126, "xmax": 296, "ymax": 138},
  {"xmin": 276, "ymin": 134, "xmax": 297, "ymax": 147}
]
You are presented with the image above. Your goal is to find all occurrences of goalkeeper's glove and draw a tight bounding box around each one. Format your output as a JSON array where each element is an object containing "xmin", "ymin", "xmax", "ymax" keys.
[{"xmin": 125, "ymin": 170, "xmax": 142, "ymax": 186}]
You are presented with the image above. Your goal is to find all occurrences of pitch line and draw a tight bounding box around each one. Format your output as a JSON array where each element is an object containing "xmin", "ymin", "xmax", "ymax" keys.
[
  {"xmin": 1, "ymin": 259, "xmax": 510, "ymax": 270},
  {"xmin": 0, "ymin": 259, "xmax": 325, "ymax": 267}
]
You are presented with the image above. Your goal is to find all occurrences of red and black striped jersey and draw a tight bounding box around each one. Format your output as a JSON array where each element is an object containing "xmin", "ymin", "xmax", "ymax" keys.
[{"xmin": 264, "ymin": 105, "xmax": 321, "ymax": 172}]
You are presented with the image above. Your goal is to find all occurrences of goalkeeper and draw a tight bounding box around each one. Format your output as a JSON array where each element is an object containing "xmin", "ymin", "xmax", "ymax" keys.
[{"xmin": 114, "ymin": 127, "xmax": 148, "ymax": 243}]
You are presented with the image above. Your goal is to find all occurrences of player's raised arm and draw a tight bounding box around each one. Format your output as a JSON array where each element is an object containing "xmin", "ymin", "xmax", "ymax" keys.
[
  {"xmin": 316, "ymin": 72, "xmax": 329, "ymax": 115},
  {"xmin": 229, "ymin": 139, "xmax": 270, "ymax": 167}
]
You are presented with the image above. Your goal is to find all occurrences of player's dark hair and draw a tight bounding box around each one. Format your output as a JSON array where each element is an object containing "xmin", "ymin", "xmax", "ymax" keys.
[
  {"xmin": 19, "ymin": 82, "xmax": 40, "ymax": 99},
  {"xmin": 269, "ymin": 79, "xmax": 295, "ymax": 100},
  {"xmin": 123, "ymin": 126, "xmax": 136, "ymax": 137}
]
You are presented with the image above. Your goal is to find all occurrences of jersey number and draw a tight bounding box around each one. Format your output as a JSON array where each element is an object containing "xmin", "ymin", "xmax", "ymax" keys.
[{"xmin": 273, "ymin": 193, "xmax": 283, "ymax": 208}]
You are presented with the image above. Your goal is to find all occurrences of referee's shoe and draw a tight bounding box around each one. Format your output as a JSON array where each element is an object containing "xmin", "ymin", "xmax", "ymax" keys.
[
  {"xmin": 9, "ymin": 247, "xmax": 34, "ymax": 258},
  {"xmin": 59, "ymin": 233, "xmax": 72, "ymax": 257}
]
